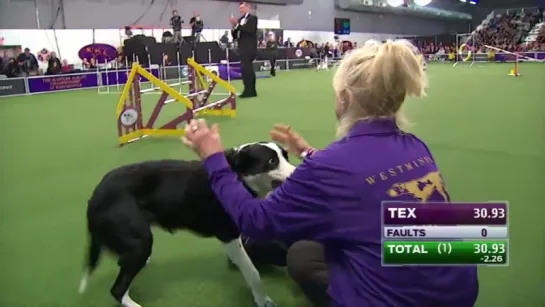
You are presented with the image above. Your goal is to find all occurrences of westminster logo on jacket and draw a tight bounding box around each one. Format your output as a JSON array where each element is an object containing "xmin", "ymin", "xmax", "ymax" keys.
[
  {"xmin": 387, "ymin": 171, "xmax": 449, "ymax": 202},
  {"xmin": 365, "ymin": 156, "xmax": 450, "ymax": 202}
]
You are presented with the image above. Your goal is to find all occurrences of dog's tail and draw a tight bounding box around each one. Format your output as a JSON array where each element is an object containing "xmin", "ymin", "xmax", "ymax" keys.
[{"xmin": 78, "ymin": 234, "xmax": 102, "ymax": 294}]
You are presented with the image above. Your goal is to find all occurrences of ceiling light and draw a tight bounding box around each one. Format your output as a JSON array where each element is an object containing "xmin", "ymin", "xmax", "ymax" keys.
[
  {"xmin": 414, "ymin": 0, "xmax": 432, "ymax": 6},
  {"xmin": 386, "ymin": 0, "xmax": 404, "ymax": 7}
]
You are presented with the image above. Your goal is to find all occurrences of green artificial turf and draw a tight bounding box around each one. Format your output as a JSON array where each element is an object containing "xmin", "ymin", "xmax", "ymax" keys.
[{"xmin": 0, "ymin": 63, "xmax": 544, "ymax": 307}]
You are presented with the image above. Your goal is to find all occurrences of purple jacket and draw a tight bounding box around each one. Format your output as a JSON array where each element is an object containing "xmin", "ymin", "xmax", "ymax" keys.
[{"xmin": 204, "ymin": 118, "xmax": 479, "ymax": 307}]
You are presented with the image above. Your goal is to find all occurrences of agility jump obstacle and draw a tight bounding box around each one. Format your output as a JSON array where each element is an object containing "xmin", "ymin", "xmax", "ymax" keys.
[
  {"xmin": 115, "ymin": 58, "xmax": 237, "ymax": 146},
  {"xmin": 98, "ymin": 49, "xmax": 240, "ymax": 95},
  {"xmin": 484, "ymin": 45, "xmax": 545, "ymax": 77}
]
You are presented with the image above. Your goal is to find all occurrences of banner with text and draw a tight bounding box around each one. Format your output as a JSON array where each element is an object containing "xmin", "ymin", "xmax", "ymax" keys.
[
  {"xmin": 287, "ymin": 59, "xmax": 313, "ymax": 70},
  {"xmin": 252, "ymin": 60, "xmax": 288, "ymax": 73},
  {"xmin": 27, "ymin": 68, "xmax": 160, "ymax": 94},
  {"xmin": 0, "ymin": 78, "xmax": 27, "ymax": 97}
]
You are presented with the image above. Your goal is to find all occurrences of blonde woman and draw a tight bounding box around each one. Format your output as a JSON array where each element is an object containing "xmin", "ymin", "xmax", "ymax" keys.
[{"xmin": 182, "ymin": 40, "xmax": 479, "ymax": 307}]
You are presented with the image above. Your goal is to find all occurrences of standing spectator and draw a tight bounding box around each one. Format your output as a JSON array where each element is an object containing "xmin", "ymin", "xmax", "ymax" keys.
[
  {"xmin": 284, "ymin": 38, "xmax": 293, "ymax": 47},
  {"xmin": 46, "ymin": 52, "xmax": 62, "ymax": 75},
  {"xmin": 190, "ymin": 11, "xmax": 204, "ymax": 42},
  {"xmin": 170, "ymin": 10, "xmax": 183, "ymax": 43},
  {"xmin": 220, "ymin": 30, "xmax": 230, "ymax": 47},
  {"xmin": 17, "ymin": 48, "xmax": 38, "ymax": 76}
]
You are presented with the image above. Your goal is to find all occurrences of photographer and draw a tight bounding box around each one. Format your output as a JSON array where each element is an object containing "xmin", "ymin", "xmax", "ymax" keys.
[
  {"xmin": 190, "ymin": 11, "xmax": 204, "ymax": 42},
  {"xmin": 170, "ymin": 10, "xmax": 183, "ymax": 43},
  {"xmin": 266, "ymin": 32, "xmax": 277, "ymax": 77}
]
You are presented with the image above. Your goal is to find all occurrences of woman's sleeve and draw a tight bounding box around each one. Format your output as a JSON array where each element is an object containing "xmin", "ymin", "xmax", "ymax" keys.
[{"xmin": 203, "ymin": 152, "xmax": 334, "ymax": 242}]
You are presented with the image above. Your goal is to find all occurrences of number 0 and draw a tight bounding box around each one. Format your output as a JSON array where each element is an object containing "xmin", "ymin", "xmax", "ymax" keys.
[{"xmin": 481, "ymin": 228, "xmax": 487, "ymax": 237}]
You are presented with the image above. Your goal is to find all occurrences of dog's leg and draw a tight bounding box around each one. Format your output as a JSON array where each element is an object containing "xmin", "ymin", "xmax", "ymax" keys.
[
  {"xmin": 223, "ymin": 237, "xmax": 276, "ymax": 307},
  {"xmin": 108, "ymin": 203, "xmax": 153, "ymax": 307},
  {"xmin": 111, "ymin": 237, "xmax": 152, "ymax": 307}
]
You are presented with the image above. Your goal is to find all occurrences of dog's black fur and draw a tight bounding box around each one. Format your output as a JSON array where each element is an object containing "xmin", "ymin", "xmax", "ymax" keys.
[{"xmin": 82, "ymin": 143, "xmax": 289, "ymax": 305}]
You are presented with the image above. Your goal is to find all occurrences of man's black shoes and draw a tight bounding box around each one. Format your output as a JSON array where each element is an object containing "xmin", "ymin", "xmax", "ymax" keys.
[{"xmin": 239, "ymin": 92, "xmax": 257, "ymax": 98}]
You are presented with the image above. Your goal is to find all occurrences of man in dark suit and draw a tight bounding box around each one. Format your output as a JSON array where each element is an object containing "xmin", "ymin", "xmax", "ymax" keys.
[{"xmin": 230, "ymin": 1, "xmax": 258, "ymax": 98}]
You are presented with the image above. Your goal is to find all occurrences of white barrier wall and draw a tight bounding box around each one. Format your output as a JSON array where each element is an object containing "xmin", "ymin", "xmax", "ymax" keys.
[
  {"xmin": 1, "ymin": 52, "xmax": 544, "ymax": 99},
  {"xmin": 0, "ymin": 28, "xmax": 403, "ymax": 70}
]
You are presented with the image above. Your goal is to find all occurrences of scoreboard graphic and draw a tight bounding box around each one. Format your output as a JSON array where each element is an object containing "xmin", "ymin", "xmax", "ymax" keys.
[{"xmin": 381, "ymin": 202, "xmax": 509, "ymax": 266}]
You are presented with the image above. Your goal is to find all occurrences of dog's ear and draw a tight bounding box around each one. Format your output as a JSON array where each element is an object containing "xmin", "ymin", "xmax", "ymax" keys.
[
  {"xmin": 224, "ymin": 148, "xmax": 238, "ymax": 167},
  {"xmin": 276, "ymin": 143, "xmax": 289, "ymax": 161},
  {"xmin": 224, "ymin": 148, "xmax": 250, "ymax": 173}
]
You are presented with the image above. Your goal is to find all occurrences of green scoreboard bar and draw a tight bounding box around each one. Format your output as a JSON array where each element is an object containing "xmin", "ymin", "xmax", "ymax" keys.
[{"xmin": 382, "ymin": 240, "xmax": 509, "ymax": 266}]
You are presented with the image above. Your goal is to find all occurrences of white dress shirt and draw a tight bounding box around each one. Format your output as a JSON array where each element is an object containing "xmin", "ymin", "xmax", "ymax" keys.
[{"xmin": 234, "ymin": 12, "xmax": 250, "ymax": 30}]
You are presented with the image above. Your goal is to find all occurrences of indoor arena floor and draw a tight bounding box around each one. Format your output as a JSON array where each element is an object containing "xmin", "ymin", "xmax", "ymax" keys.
[{"xmin": 0, "ymin": 63, "xmax": 543, "ymax": 307}]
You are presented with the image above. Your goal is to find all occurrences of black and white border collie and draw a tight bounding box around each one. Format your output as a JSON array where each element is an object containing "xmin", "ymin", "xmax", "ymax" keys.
[{"xmin": 78, "ymin": 142, "xmax": 296, "ymax": 307}]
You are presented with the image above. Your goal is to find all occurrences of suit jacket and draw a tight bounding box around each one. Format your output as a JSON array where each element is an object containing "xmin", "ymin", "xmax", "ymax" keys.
[
  {"xmin": 203, "ymin": 118, "xmax": 478, "ymax": 307},
  {"xmin": 231, "ymin": 13, "xmax": 258, "ymax": 54}
]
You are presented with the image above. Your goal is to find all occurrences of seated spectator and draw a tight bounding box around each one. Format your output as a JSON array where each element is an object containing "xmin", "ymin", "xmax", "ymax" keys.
[
  {"xmin": 487, "ymin": 49, "xmax": 495, "ymax": 61},
  {"xmin": 61, "ymin": 59, "xmax": 72, "ymax": 73},
  {"xmin": 46, "ymin": 52, "xmax": 62, "ymax": 75},
  {"xmin": 448, "ymin": 50, "xmax": 456, "ymax": 61},
  {"xmin": 115, "ymin": 47, "xmax": 125, "ymax": 68},
  {"xmin": 82, "ymin": 58, "xmax": 97, "ymax": 70},
  {"xmin": 3, "ymin": 58, "xmax": 20, "ymax": 78},
  {"xmin": 0, "ymin": 52, "xmax": 4, "ymax": 74},
  {"xmin": 17, "ymin": 48, "xmax": 39, "ymax": 76}
]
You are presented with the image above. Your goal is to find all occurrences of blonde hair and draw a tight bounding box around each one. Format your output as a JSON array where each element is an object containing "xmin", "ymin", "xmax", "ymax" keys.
[{"xmin": 332, "ymin": 39, "xmax": 427, "ymax": 137}]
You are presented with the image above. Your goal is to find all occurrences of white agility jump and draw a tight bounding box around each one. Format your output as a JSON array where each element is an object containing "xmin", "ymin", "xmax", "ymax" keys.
[{"xmin": 98, "ymin": 49, "xmax": 239, "ymax": 96}]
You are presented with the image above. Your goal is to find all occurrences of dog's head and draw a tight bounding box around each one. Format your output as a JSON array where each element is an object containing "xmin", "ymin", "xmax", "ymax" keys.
[{"xmin": 225, "ymin": 142, "xmax": 296, "ymax": 195}]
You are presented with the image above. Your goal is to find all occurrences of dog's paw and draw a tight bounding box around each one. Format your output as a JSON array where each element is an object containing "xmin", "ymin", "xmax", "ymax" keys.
[
  {"xmin": 121, "ymin": 296, "xmax": 142, "ymax": 307},
  {"xmin": 258, "ymin": 296, "xmax": 277, "ymax": 307},
  {"xmin": 145, "ymin": 257, "xmax": 151, "ymax": 265}
]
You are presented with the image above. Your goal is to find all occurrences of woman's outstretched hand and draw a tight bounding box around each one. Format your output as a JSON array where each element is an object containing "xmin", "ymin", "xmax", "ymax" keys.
[
  {"xmin": 269, "ymin": 124, "xmax": 313, "ymax": 157},
  {"xmin": 181, "ymin": 119, "xmax": 224, "ymax": 160}
]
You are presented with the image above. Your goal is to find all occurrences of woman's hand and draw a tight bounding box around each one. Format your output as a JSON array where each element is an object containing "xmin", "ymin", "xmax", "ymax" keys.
[
  {"xmin": 181, "ymin": 119, "xmax": 224, "ymax": 160},
  {"xmin": 269, "ymin": 124, "xmax": 313, "ymax": 157}
]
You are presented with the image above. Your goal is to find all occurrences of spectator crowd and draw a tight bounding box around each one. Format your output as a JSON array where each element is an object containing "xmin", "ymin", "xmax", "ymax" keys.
[
  {"xmin": 414, "ymin": 7, "xmax": 545, "ymax": 58},
  {"xmin": 1, "ymin": 7, "xmax": 544, "ymax": 79},
  {"xmin": 0, "ymin": 47, "xmax": 77, "ymax": 79}
]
